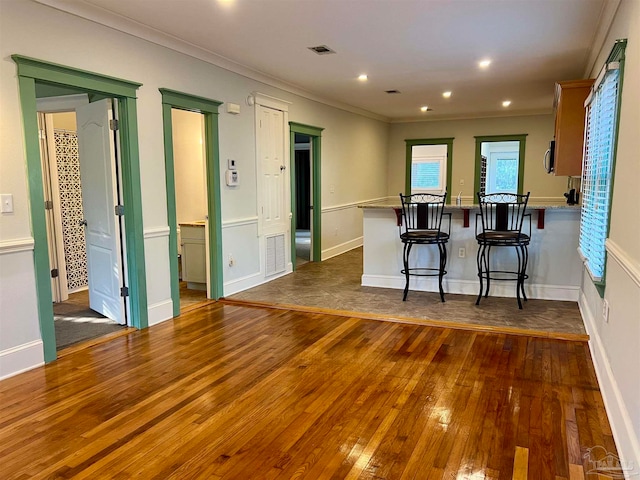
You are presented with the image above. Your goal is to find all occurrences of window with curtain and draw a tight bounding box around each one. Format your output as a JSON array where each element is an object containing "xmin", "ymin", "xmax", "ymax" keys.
[{"xmin": 579, "ymin": 39, "xmax": 626, "ymax": 284}]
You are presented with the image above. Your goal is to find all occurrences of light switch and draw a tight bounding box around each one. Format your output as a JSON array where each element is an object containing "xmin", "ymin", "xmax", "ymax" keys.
[{"xmin": 1, "ymin": 194, "xmax": 13, "ymax": 213}]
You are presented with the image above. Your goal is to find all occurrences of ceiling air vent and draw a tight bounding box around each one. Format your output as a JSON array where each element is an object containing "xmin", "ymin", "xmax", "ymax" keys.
[
  {"xmin": 385, "ymin": 90, "xmax": 401, "ymax": 94},
  {"xmin": 308, "ymin": 45, "xmax": 336, "ymax": 55}
]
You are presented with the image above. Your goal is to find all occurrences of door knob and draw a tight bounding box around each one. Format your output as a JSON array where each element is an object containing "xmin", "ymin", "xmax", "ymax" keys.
[
  {"xmin": 78, "ymin": 219, "xmax": 88, "ymax": 227},
  {"xmin": 280, "ymin": 165, "xmax": 286, "ymax": 171}
]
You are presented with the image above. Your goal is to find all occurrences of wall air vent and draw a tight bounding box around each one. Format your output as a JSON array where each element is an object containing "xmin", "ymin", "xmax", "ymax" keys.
[
  {"xmin": 385, "ymin": 90, "xmax": 401, "ymax": 94},
  {"xmin": 308, "ymin": 45, "xmax": 336, "ymax": 55}
]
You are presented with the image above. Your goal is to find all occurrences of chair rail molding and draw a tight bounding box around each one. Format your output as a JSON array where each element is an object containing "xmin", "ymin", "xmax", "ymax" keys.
[
  {"xmin": 143, "ymin": 226, "xmax": 170, "ymax": 239},
  {"xmin": 605, "ymin": 239, "xmax": 640, "ymax": 288},
  {"xmin": 0, "ymin": 238, "xmax": 35, "ymax": 255}
]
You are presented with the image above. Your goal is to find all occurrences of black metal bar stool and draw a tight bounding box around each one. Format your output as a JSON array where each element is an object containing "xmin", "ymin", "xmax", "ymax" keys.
[
  {"xmin": 398, "ymin": 192, "xmax": 451, "ymax": 302},
  {"xmin": 475, "ymin": 192, "xmax": 531, "ymax": 309}
]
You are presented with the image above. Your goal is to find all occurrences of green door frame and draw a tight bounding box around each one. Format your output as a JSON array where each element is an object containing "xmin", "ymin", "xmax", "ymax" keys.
[
  {"xmin": 404, "ymin": 138, "xmax": 454, "ymax": 203},
  {"xmin": 159, "ymin": 89, "xmax": 223, "ymax": 315},
  {"xmin": 12, "ymin": 55, "xmax": 148, "ymax": 363},
  {"xmin": 289, "ymin": 122, "xmax": 323, "ymax": 268},
  {"xmin": 473, "ymin": 134, "xmax": 528, "ymax": 196}
]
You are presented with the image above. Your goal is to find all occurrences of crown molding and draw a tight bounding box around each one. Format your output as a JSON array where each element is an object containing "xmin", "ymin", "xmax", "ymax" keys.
[
  {"xmin": 583, "ymin": 0, "xmax": 622, "ymax": 77},
  {"xmin": 33, "ymin": 0, "xmax": 389, "ymax": 123},
  {"xmin": 389, "ymin": 108, "xmax": 553, "ymax": 124}
]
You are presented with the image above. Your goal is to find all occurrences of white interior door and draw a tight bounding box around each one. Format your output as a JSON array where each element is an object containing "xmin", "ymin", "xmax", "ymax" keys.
[
  {"xmin": 258, "ymin": 105, "xmax": 288, "ymax": 275},
  {"xmin": 76, "ymin": 99, "xmax": 126, "ymax": 324}
]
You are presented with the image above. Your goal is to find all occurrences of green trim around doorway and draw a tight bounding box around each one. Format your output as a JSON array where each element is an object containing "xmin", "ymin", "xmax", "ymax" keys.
[
  {"xmin": 159, "ymin": 89, "xmax": 223, "ymax": 315},
  {"xmin": 473, "ymin": 134, "xmax": 528, "ymax": 197},
  {"xmin": 289, "ymin": 122, "xmax": 323, "ymax": 268},
  {"xmin": 404, "ymin": 138, "xmax": 454, "ymax": 203},
  {"xmin": 12, "ymin": 55, "xmax": 147, "ymax": 363}
]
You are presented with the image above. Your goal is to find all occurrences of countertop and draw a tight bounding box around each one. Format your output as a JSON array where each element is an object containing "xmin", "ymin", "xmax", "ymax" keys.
[
  {"xmin": 179, "ymin": 221, "xmax": 206, "ymax": 227},
  {"xmin": 358, "ymin": 200, "xmax": 581, "ymax": 210}
]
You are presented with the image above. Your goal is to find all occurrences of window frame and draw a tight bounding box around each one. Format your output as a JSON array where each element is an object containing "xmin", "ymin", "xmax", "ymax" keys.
[
  {"xmin": 405, "ymin": 138, "xmax": 454, "ymax": 203},
  {"xmin": 579, "ymin": 39, "xmax": 627, "ymax": 295},
  {"xmin": 474, "ymin": 134, "xmax": 527, "ymax": 197}
]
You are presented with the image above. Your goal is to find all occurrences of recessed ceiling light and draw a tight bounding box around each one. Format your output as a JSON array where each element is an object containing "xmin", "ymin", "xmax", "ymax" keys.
[
  {"xmin": 502, "ymin": 100, "xmax": 511, "ymax": 107},
  {"xmin": 358, "ymin": 74, "xmax": 368, "ymax": 81},
  {"xmin": 442, "ymin": 91, "xmax": 452, "ymax": 98},
  {"xmin": 420, "ymin": 106, "xmax": 429, "ymax": 112},
  {"xmin": 479, "ymin": 59, "xmax": 491, "ymax": 69}
]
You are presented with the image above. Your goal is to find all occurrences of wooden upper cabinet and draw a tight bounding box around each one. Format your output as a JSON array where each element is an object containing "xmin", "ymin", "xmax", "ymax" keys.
[{"xmin": 553, "ymin": 79, "xmax": 594, "ymax": 176}]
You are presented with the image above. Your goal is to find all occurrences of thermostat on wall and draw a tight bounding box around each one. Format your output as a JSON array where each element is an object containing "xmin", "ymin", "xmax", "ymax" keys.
[{"xmin": 225, "ymin": 169, "xmax": 239, "ymax": 186}]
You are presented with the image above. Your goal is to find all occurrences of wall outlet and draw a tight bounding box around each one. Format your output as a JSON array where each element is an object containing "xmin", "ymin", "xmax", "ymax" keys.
[
  {"xmin": 228, "ymin": 254, "xmax": 235, "ymax": 267},
  {"xmin": 602, "ymin": 299, "xmax": 609, "ymax": 323},
  {"xmin": 458, "ymin": 247, "xmax": 466, "ymax": 258},
  {"xmin": 459, "ymin": 179, "xmax": 465, "ymax": 185}
]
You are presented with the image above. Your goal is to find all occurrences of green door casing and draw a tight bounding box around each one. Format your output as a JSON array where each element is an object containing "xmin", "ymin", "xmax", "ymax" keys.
[
  {"xmin": 159, "ymin": 89, "xmax": 223, "ymax": 316},
  {"xmin": 289, "ymin": 122, "xmax": 323, "ymax": 267},
  {"xmin": 12, "ymin": 55, "xmax": 147, "ymax": 363}
]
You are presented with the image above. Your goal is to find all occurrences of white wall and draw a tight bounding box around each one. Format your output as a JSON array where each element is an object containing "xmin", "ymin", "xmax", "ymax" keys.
[
  {"xmin": 577, "ymin": 0, "xmax": 640, "ymax": 471},
  {"xmin": 172, "ymin": 109, "xmax": 207, "ymax": 225},
  {"xmin": 0, "ymin": 0, "xmax": 389, "ymax": 375},
  {"xmin": 388, "ymin": 114, "xmax": 566, "ymax": 202}
]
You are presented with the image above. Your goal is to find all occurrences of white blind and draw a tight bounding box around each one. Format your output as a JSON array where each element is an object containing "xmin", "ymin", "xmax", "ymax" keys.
[{"xmin": 579, "ymin": 66, "xmax": 620, "ymax": 281}]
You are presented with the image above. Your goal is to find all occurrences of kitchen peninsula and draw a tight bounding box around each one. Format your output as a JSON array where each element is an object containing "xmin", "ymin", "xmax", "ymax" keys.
[{"xmin": 359, "ymin": 200, "xmax": 582, "ymax": 301}]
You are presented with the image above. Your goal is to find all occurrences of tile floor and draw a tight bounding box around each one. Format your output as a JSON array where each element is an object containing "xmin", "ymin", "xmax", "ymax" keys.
[{"xmin": 229, "ymin": 247, "xmax": 586, "ymax": 336}]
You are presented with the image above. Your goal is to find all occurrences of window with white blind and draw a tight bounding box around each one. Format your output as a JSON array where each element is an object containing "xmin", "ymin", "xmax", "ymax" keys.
[{"xmin": 579, "ymin": 39, "xmax": 626, "ymax": 284}]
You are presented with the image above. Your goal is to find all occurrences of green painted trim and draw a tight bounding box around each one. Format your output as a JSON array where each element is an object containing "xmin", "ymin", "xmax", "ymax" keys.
[
  {"xmin": 473, "ymin": 134, "xmax": 528, "ymax": 195},
  {"xmin": 160, "ymin": 89, "xmax": 224, "ymax": 303},
  {"xmin": 598, "ymin": 38, "xmax": 627, "ymax": 293},
  {"xmin": 13, "ymin": 55, "xmax": 147, "ymax": 361},
  {"xmin": 12, "ymin": 55, "xmax": 141, "ymax": 98},
  {"xmin": 289, "ymin": 122, "xmax": 325, "ymax": 136},
  {"xmin": 161, "ymin": 104, "xmax": 181, "ymax": 317},
  {"xmin": 118, "ymin": 98, "xmax": 148, "ymax": 329},
  {"xmin": 289, "ymin": 129, "xmax": 297, "ymax": 269},
  {"xmin": 289, "ymin": 122, "xmax": 323, "ymax": 264},
  {"xmin": 205, "ymin": 113, "xmax": 224, "ymax": 299},
  {"xmin": 17, "ymin": 76, "xmax": 56, "ymax": 362},
  {"xmin": 404, "ymin": 138, "xmax": 454, "ymax": 203},
  {"xmin": 159, "ymin": 88, "xmax": 222, "ymax": 112}
]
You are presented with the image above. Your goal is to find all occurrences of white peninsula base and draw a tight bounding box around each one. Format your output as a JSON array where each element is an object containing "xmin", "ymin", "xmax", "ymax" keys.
[{"xmin": 361, "ymin": 203, "xmax": 582, "ymax": 302}]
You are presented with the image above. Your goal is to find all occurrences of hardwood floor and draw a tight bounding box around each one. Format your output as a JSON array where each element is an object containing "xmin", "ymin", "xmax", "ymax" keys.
[{"xmin": 0, "ymin": 303, "xmax": 619, "ymax": 479}]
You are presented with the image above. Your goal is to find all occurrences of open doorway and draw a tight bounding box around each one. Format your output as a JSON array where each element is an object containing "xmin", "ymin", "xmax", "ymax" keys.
[
  {"xmin": 289, "ymin": 122, "xmax": 323, "ymax": 269},
  {"xmin": 37, "ymin": 99, "xmax": 127, "ymax": 351},
  {"xmin": 294, "ymin": 133, "xmax": 312, "ymax": 265},
  {"xmin": 171, "ymin": 108, "xmax": 209, "ymax": 311},
  {"xmin": 14, "ymin": 55, "xmax": 148, "ymax": 363},
  {"xmin": 159, "ymin": 88, "xmax": 224, "ymax": 317}
]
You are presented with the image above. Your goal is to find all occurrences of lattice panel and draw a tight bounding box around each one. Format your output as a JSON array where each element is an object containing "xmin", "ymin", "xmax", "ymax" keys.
[{"xmin": 54, "ymin": 130, "xmax": 88, "ymax": 292}]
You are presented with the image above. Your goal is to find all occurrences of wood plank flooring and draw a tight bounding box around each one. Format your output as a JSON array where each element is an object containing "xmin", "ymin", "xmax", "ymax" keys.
[{"xmin": 0, "ymin": 303, "xmax": 619, "ymax": 479}]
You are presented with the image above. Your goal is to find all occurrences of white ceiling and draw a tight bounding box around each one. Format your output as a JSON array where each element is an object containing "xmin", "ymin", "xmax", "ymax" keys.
[{"xmin": 44, "ymin": 0, "xmax": 614, "ymax": 122}]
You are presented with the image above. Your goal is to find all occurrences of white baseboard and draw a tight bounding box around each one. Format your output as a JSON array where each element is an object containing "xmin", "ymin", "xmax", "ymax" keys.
[
  {"xmin": 579, "ymin": 293, "xmax": 640, "ymax": 479},
  {"xmin": 147, "ymin": 299, "xmax": 174, "ymax": 327},
  {"xmin": 361, "ymin": 274, "xmax": 579, "ymax": 301},
  {"xmin": 0, "ymin": 340, "xmax": 44, "ymax": 381},
  {"xmin": 322, "ymin": 236, "xmax": 363, "ymax": 261},
  {"xmin": 224, "ymin": 271, "xmax": 269, "ymax": 297}
]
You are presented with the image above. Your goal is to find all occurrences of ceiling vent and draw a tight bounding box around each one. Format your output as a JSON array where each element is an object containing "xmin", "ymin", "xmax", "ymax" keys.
[
  {"xmin": 308, "ymin": 45, "xmax": 336, "ymax": 55},
  {"xmin": 385, "ymin": 90, "xmax": 401, "ymax": 94}
]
